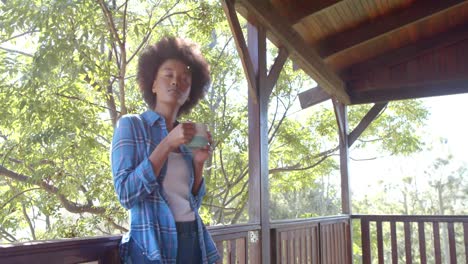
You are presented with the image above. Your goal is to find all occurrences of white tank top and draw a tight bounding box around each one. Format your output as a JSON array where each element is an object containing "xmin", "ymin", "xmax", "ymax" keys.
[{"xmin": 162, "ymin": 152, "xmax": 195, "ymax": 221}]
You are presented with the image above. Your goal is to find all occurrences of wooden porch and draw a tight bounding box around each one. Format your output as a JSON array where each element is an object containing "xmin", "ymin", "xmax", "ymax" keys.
[
  {"xmin": 2, "ymin": 215, "xmax": 468, "ymax": 263},
  {"xmin": 2, "ymin": 0, "xmax": 468, "ymax": 263},
  {"xmin": 216, "ymin": 0, "xmax": 468, "ymax": 263}
]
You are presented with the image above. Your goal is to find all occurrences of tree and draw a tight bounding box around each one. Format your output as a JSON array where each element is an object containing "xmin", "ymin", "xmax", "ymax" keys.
[
  {"xmin": 0, "ymin": 0, "xmax": 224, "ymax": 241},
  {"xmin": 1, "ymin": 0, "xmax": 430, "ymax": 242}
]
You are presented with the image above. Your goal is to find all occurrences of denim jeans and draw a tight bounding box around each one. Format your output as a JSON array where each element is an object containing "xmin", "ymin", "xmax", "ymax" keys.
[
  {"xmin": 176, "ymin": 220, "xmax": 201, "ymax": 264},
  {"xmin": 128, "ymin": 221, "xmax": 201, "ymax": 264}
]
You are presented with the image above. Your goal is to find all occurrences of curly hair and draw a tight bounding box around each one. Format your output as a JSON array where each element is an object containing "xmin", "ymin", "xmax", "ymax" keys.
[{"xmin": 137, "ymin": 37, "xmax": 211, "ymax": 116}]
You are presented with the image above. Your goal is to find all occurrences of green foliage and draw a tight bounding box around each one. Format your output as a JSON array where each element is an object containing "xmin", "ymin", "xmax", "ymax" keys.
[
  {"xmin": 348, "ymin": 100, "xmax": 428, "ymax": 155},
  {"xmin": 1, "ymin": 0, "xmax": 432, "ymax": 243}
]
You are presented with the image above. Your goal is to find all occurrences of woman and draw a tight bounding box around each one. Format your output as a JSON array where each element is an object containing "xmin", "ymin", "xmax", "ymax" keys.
[{"xmin": 111, "ymin": 37, "xmax": 220, "ymax": 264}]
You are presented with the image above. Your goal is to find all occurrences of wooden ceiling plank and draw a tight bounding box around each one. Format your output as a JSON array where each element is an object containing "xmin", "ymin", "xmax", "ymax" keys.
[
  {"xmin": 272, "ymin": 0, "xmax": 342, "ymax": 24},
  {"xmin": 334, "ymin": 3, "xmax": 348, "ymax": 29},
  {"xmin": 344, "ymin": 23, "xmax": 468, "ymax": 80},
  {"xmin": 349, "ymin": 79, "xmax": 468, "ymax": 104},
  {"xmin": 348, "ymin": 102, "xmax": 388, "ymax": 147},
  {"xmin": 298, "ymin": 86, "xmax": 331, "ymax": 109},
  {"xmin": 237, "ymin": 0, "xmax": 350, "ymax": 104},
  {"xmin": 221, "ymin": 0, "xmax": 258, "ymax": 102},
  {"xmin": 318, "ymin": 0, "xmax": 466, "ymax": 58}
]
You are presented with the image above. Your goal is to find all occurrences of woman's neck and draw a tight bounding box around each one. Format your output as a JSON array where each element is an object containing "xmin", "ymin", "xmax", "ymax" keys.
[{"xmin": 154, "ymin": 105, "xmax": 178, "ymax": 131}]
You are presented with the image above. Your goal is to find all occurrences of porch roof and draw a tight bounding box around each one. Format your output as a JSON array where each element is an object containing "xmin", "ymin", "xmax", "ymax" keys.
[{"xmin": 233, "ymin": 0, "xmax": 468, "ymax": 106}]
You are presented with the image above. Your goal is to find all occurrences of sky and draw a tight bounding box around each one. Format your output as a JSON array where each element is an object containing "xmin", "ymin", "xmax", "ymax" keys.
[{"xmin": 349, "ymin": 93, "xmax": 468, "ymax": 200}]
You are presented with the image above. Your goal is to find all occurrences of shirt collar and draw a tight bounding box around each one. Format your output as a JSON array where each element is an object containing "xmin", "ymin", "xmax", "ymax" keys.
[{"xmin": 141, "ymin": 110, "xmax": 165, "ymax": 127}]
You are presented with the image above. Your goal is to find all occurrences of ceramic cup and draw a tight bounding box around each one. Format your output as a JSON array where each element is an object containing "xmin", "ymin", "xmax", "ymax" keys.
[{"xmin": 186, "ymin": 123, "xmax": 209, "ymax": 150}]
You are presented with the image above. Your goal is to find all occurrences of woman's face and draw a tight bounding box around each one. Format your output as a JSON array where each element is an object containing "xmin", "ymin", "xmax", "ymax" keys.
[{"xmin": 152, "ymin": 59, "xmax": 192, "ymax": 109}]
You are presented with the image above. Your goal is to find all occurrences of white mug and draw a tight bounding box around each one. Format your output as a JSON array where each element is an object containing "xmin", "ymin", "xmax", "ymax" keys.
[{"xmin": 186, "ymin": 123, "xmax": 209, "ymax": 150}]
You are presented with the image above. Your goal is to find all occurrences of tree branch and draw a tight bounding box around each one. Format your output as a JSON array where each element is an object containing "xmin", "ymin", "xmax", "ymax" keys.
[
  {"xmin": 350, "ymin": 156, "xmax": 383, "ymax": 161},
  {"xmin": 126, "ymin": 7, "xmax": 194, "ymax": 64},
  {"xmin": 225, "ymin": 176, "xmax": 248, "ymax": 205},
  {"xmin": 269, "ymin": 146, "xmax": 338, "ymax": 174},
  {"xmin": 268, "ymin": 96, "xmax": 289, "ymax": 145},
  {"xmin": 0, "ymin": 164, "xmax": 128, "ymax": 234},
  {"xmin": 122, "ymin": 0, "xmax": 128, "ymax": 44},
  {"xmin": 0, "ymin": 187, "xmax": 42, "ymax": 210},
  {"xmin": 219, "ymin": 149, "xmax": 229, "ymax": 186},
  {"xmin": 21, "ymin": 202, "xmax": 37, "ymax": 240},
  {"xmin": 97, "ymin": 0, "xmax": 122, "ymax": 46},
  {"xmin": 230, "ymin": 192, "xmax": 248, "ymax": 224},
  {"xmin": 54, "ymin": 92, "xmax": 114, "ymax": 111},
  {"xmin": 268, "ymin": 96, "xmax": 280, "ymax": 136},
  {"xmin": 0, "ymin": 227, "xmax": 17, "ymax": 243},
  {"xmin": 0, "ymin": 46, "xmax": 33, "ymax": 57},
  {"xmin": 0, "ymin": 30, "xmax": 39, "ymax": 44},
  {"xmin": 104, "ymin": 216, "xmax": 128, "ymax": 233},
  {"xmin": 211, "ymin": 35, "xmax": 233, "ymax": 73},
  {"xmin": 105, "ymin": 50, "xmax": 119, "ymax": 126},
  {"xmin": 0, "ymin": 165, "xmax": 106, "ymax": 215}
]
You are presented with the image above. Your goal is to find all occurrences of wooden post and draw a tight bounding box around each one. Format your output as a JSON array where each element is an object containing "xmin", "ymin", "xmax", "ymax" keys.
[
  {"xmin": 222, "ymin": 3, "xmax": 288, "ymax": 262},
  {"xmin": 247, "ymin": 23, "xmax": 271, "ymax": 264},
  {"xmin": 333, "ymin": 100, "xmax": 353, "ymax": 264},
  {"xmin": 333, "ymin": 100, "xmax": 351, "ymax": 214}
]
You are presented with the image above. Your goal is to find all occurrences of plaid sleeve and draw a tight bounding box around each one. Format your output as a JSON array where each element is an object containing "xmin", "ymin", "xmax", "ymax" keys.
[{"xmin": 111, "ymin": 116, "xmax": 158, "ymax": 209}]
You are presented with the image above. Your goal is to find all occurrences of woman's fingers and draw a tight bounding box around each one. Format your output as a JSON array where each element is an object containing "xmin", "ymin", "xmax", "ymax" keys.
[
  {"xmin": 178, "ymin": 123, "xmax": 195, "ymax": 143},
  {"xmin": 206, "ymin": 131, "xmax": 214, "ymax": 146}
]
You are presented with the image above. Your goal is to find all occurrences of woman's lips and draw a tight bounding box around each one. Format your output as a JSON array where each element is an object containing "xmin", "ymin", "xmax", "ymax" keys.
[{"xmin": 167, "ymin": 88, "xmax": 180, "ymax": 95}]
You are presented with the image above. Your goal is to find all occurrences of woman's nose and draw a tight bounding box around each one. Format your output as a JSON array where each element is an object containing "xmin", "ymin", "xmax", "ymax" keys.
[{"xmin": 171, "ymin": 77, "xmax": 179, "ymax": 87}]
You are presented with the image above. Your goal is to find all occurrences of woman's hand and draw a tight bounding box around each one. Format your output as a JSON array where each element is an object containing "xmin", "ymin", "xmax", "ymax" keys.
[
  {"xmin": 191, "ymin": 131, "xmax": 213, "ymax": 195},
  {"xmin": 192, "ymin": 131, "xmax": 213, "ymax": 165},
  {"xmin": 163, "ymin": 123, "xmax": 196, "ymax": 151}
]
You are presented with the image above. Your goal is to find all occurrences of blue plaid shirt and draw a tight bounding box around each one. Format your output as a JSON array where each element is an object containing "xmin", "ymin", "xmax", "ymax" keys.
[{"xmin": 111, "ymin": 110, "xmax": 220, "ymax": 264}]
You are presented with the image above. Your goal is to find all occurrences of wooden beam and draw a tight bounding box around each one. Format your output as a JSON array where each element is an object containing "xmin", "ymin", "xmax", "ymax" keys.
[
  {"xmin": 236, "ymin": 0, "xmax": 350, "ymax": 104},
  {"xmin": 348, "ymin": 102, "xmax": 388, "ymax": 146},
  {"xmin": 318, "ymin": 0, "xmax": 466, "ymax": 58},
  {"xmin": 343, "ymin": 22, "xmax": 468, "ymax": 80},
  {"xmin": 298, "ymin": 86, "xmax": 331, "ymax": 109},
  {"xmin": 266, "ymin": 47, "xmax": 288, "ymax": 96},
  {"xmin": 349, "ymin": 79, "xmax": 468, "ymax": 104},
  {"xmin": 247, "ymin": 23, "xmax": 271, "ymax": 264},
  {"xmin": 271, "ymin": 0, "xmax": 341, "ymax": 24},
  {"xmin": 248, "ymin": 26, "xmax": 261, "ymax": 224},
  {"xmin": 333, "ymin": 101, "xmax": 354, "ymax": 264},
  {"xmin": 332, "ymin": 100, "xmax": 350, "ymax": 214},
  {"xmin": 222, "ymin": 0, "xmax": 258, "ymax": 103}
]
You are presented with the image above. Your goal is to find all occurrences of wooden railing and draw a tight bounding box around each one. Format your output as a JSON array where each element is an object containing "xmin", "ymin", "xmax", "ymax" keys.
[
  {"xmin": 352, "ymin": 215, "xmax": 468, "ymax": 264},
  {"xmin": 0, "ymin": 224, "xmax": 261, "ymax": 264},
  {"xmin": 210, "ymin": 223, "xmax": 260, "ymax": 264},
  {"xmin": 270, "ymin": 215, "xmax": 352, "ymax": 264},
  {"xmin": 0, "ymin": 216, "xmax": 352, "ymax": 264},
  {"xmin": 0, "ymin": 235, "xmax": 121, "ymax": 264},
  {"xmin": 7, "ymin": 215, "xmax": 467, "ymax": 263}
]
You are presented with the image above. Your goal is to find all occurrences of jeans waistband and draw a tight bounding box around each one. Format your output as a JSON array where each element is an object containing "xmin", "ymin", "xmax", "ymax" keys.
[{"xmin": 175, "ymin": 220, "xmax": 197, "ymax": 234}]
